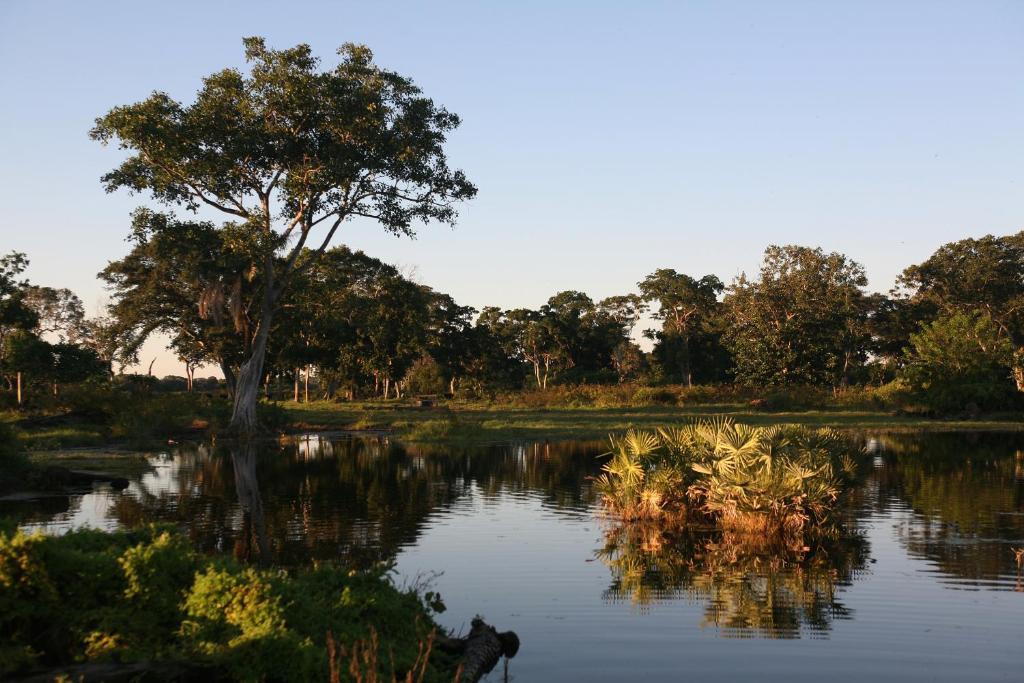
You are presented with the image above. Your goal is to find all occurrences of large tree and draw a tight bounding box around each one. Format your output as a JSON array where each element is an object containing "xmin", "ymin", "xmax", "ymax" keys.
[
  {"xmin": 723, "ymin": 245, "xmax": 869, "ymax": 387},
  {"xmin": 92, "ymin": 37, "xmax": 475, "ymax": 431},
  {"xmin": 638, "ymin": 269, "xmax": 723, "ymax": 386},
  {"xmin": 899, "ymin": 232, "xmax": 1024, "ymax": 391}
]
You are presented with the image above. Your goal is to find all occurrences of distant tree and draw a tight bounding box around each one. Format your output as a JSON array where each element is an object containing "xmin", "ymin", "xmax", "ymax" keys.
[
  {"xmin": 863, "ymin": 293, "xmax": 935, "ymax": 383},
  {"xmin": 23, "ymin": 286, "xmax": 86, "ymax": 343},
  {"xmin": 3, "ymin": 331, "xmax": 52, "ymax": 404},
  {"xmin": 422, "ymin": 293, "xmax": 477, "ymax": 396},
  {"xmin": 610, "ymin": 340, "xmax": 645, "ymax": 382},
  {"xmin": 540, "ymin": 291, "xmax": 623, "ymax": 378},
  {"xmin": 900, "ymin": 311, "xmax": 1014, "ymax": 413},
  {"xmin": 638, "ymin": 269, "xmax": 723, "ymax": 386},
  {"xmin": 51, "ymin": 343, "xmax": 106, "ymax": 393},
  {"xmin": 488, "ymin": 309, "xmax": 562, "ymax": 390},
  {"xmin": 597, "ymin": 294, "xmax": 645, "ymax": 338},
  {"xmin": 92, "ymin": 37, "xmax": 475, "ymax": 431},
  {"xmin": 899, "ymin": 232, "xmax": 1024, "ymax": 391},
  {"xmin": 723, "ymin": 245, "xmax": 869, "ymax": 387},
  {"xmin": 465, "ymin": 308, "xmax": 525, "ymax": 393},
  {"xmin": 0, "ymin": 252, "xmax": 38, "ymax": 386},
  {"xmin": 402, "ymin": 354, "xmax": 446, "ymax": 395},
  {"xmin": 99, "ymin": 210, "xmax": 249, "ymax": 392}
]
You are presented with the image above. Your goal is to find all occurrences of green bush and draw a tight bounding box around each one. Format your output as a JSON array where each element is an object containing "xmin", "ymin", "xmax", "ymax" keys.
[
  {"xmin": 596, "ymin": 419, "xmax": 863, "ymax": 536},
  {"xmin": 401, "ymin": 414, "xmax": 486, "ymax": 443},
  {"xmin": 630, "ymin": 386, "xmax": 679, "ymax": 406},
  {"xmin": 0, "ymin": 526, "xmax": 457, "ymax": 681},
  {"xmin": 402, "ymin": 355, "xmax": 447, "ymax": 396},
  {"xmin": 899, "ymin": 311, "xmax": 1016, "ymax": 414}
]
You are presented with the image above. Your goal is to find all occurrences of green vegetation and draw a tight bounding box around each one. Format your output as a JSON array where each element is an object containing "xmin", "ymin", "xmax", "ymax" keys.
[
  {"xmin": 0, "ymin": 526, "xmax": 457, "ymax": 681},
  {"xmin": 595, "ymin": 419, "xmax": 863, "ymax": 536},
  {"xmin": 280, "ymin": 393, "xmax": 1024, "ymax": 446},
  {"xmin": 91, "ymin": 37, "xmax": 475, "ymax": 432},
  {"xmin": 900, "ymin": 311, "xmax": 1016, "ymax": 414}
]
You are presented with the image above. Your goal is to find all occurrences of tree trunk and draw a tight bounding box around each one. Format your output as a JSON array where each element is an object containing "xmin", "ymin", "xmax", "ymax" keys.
[
  {"xmin": 681, "ymin": 334, "xmax": 692, "ymax": 387},
  {"xmin": 293, "ymin": 368, "xmax": 300, "ymax": 402},
  {"xmin": 449, "ymin": 375, "xmax": 457, "ymax": 397},
  {"xmin": 220, "ymin": 361, "xmax": 237, "ymax": 399},
  {"xmin": 229, "ymin": 314, "xmax": 274, "ymax": 434},
  {"xmin": 16, "ymin": 372, "xmax": 22, "ymax": 405},
  {"xmin": 304, "ymin": 364, "xmax": 310, "ymax": 403},
  {"xmin": 1014, "ymin": 349, "xmax": 1024, "ymax": 392}
]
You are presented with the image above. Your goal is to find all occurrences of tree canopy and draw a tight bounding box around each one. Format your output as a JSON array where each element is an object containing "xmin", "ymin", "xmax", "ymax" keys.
[{"xmin": 92, "ymin": 37, "xmax": 476, "ymax": 429}]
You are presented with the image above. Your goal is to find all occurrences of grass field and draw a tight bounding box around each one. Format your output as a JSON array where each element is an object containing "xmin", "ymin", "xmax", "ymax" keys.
[{"xmin": 281, "ymin": 399, "xmax": 1024, "ymax": 443}]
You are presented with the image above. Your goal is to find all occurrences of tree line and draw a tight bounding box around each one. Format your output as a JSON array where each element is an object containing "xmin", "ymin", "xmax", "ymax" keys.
[{"xmin": 3, "ymin": 229, "xmax": 1021, "ymax": 415}]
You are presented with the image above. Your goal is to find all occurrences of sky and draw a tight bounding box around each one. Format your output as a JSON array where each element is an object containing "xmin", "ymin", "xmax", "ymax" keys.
[{"xmin": 1, "ymin": 1, "xmax": 1022, "ymax": 376}]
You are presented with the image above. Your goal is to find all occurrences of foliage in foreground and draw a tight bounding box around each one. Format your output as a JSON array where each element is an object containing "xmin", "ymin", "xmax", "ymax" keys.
[
  {"xmin": 0, "ymin": 526, "xmax": 456, "ymax": 681},
  {"xmin": 595, "ymin": 419, "xmax": 862, "ymax": 535}
]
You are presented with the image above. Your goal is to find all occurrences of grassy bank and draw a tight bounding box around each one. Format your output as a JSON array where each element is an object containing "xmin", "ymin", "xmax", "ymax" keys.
[
  {"xmin": 282, "ymin": 399, "xmax": 1024, "ymax": 444},
  {"xmin": 5, "ymin": 384, "xmax": 1023, "ymax": 455},
  {"xmin": 0, "ymin": 524, "xmax": 458, "ymax": 681}
]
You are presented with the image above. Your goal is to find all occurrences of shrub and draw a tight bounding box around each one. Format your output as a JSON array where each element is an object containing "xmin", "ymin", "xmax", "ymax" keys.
[
  {"xmin": 0, "ymin": 526, "xmax": 457, "ymax": 681},
  {"xmin": 403, "ymin": 355, "xmax": 446, "ymax": 396},
  {"xmin": 401, "ymin": 415, "xmax": 486, "ymax": 443},
  {"xmin": 630, "ymin": 386, "xmax": 679, "ymax": 406},
  {"xmin": 596, "ymin": 418, "xmax": 863, "ymax": 537},
  {"xmin": 899, "ymin": 311, "xmax": 1015, "ymax": 414}
]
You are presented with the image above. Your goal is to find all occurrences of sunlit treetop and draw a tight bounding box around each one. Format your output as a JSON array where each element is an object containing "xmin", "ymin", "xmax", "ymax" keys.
[{"xmin": 90, "ymin": 37, "xmax": 477, "ymax": 253}]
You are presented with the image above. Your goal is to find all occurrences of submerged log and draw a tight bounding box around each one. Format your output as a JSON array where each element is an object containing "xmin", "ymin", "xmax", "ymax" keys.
[{"xmin": 437, "ymin": 617, "xmax": 520, "ymax": 683}]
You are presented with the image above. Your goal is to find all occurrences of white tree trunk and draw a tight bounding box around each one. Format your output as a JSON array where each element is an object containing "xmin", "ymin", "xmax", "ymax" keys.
[{"xmin": 229, "ymin": 313, "xmax": 273, "ymax": 434}]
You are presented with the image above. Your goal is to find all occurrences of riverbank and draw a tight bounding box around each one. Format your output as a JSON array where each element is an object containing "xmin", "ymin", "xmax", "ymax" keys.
[
  {"xmin": 282, "ymin": 399, "xmax": 1024, "ymax": 443},
  {"xmin": 5, "ymin": 396, "xmax": 1023, "ymax": 455}
]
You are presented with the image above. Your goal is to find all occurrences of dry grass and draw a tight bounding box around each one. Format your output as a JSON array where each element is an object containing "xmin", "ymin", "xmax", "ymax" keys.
[{"xmin": 327, "ymin": 627, "xmax": 439, "ymax": 683}]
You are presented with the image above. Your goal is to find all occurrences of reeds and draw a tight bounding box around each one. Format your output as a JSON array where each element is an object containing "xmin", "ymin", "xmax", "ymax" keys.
[{"xmin": 327, "ymin": 627, "xmax": 437, "ymax": 683}]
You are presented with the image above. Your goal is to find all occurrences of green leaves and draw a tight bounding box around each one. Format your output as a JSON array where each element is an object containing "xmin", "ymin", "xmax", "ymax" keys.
[
  {"xmin": 899, "ymin": 310, "xmax": 1015, "ymax": 413},
  {"xmin": 598, "ymin": 419, "xmax": 861, "ymax": 535},
  {"xmin": 723, "ymin": 245, "xmax": 870, "ymax": 387}
]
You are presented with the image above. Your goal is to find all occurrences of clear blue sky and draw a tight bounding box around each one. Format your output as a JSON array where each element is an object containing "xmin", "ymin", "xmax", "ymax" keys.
[{"xmin": 1, "ymin": 1, "xmax": 1022, "ymax": 375}]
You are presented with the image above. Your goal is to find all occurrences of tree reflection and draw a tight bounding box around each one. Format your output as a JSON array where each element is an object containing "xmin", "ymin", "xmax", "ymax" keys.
[
  {"xmin": 598, "ymin": 523, "xmax": 870, "ymax": 638},
  {"xmin": 107, "ymin": 434, "xmax": 605, "ymax": 567},
  {"xmin": 872, "ymin": 432, "xmax": 1024, "ymax": 583}
]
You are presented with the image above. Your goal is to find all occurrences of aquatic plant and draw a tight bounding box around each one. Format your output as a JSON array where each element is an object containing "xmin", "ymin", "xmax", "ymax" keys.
[{"xmin": 596, "ymin": 418, "xmax": 862, "ymax": 535}]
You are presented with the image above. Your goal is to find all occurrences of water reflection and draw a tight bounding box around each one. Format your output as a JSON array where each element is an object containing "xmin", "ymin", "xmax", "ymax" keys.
[
  {"xmin": 13, "ymin": 435, "xmax": 603, "ymax": 567},
  {"xmin": 7, "ymin": 431, "xmax": 1024, "ymax": 602},
  {"xmin": 871, "ymin": 432, "xmax": 1024, "ymax": 587},
  {"xmin": 597, "ymin": 523, "xmax": 870, "ymax": 638}
]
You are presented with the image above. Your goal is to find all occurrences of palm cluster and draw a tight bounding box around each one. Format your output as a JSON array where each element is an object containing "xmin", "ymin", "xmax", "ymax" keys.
[{"xmin": 595, "ymin": 418, "xmax": 861, "ymax": 535}]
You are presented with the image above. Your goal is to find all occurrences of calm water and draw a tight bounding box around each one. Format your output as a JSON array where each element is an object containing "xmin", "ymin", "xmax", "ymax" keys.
[{"xmin": 5, "ymin": 431, "xmax": 1024, "ymax": 681}]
